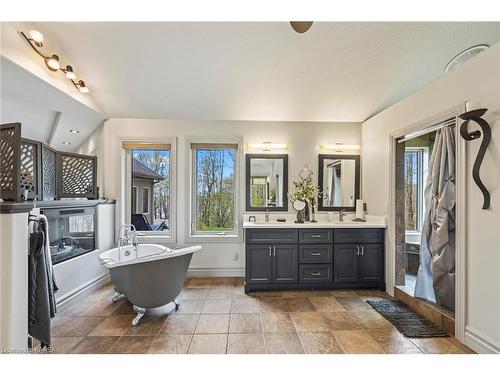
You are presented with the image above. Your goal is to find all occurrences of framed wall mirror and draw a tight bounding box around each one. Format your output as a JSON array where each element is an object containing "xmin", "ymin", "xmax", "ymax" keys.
[
  {"xmin": 318, "ymin": 154, "xmax": 360, "ymax": 211},
  {"xmin": 246, "ymin": 154, "xmax": 288, "ymax": 211}
]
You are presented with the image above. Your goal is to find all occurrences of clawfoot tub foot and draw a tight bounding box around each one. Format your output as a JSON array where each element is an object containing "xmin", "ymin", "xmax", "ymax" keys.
[
  {"xmin": 174, "ymin": 299, "xmax": 180, "ymax": 311},
  {"xmin": 132, "ymin": 305, "xmax": 146, "ymax": 326},
  {"xmin": 112, "ymin": 290, "xmax": 125, "ymax": 303}
]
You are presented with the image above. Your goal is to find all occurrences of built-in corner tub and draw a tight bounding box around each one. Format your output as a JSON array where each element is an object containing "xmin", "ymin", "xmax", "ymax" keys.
[{"xmin": 99, "ymin": 244, "xmax": 201, "ymax": 325}]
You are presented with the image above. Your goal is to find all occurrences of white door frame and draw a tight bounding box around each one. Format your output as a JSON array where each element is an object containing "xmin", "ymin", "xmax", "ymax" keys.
[{"xmin": 387, "ymin": 104, "xmax": 467, "ymax": 342}]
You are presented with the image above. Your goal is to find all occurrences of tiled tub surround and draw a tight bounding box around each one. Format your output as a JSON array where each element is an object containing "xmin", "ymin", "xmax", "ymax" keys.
[{"xmin": 44, "ymin": 278, "xmax": 474, "ymax": 354}]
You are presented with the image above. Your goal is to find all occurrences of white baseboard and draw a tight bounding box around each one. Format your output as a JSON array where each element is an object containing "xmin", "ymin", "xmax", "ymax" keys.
[
  {"xmin": 465, "ymin": 326, "xmax": 500, "ymax": 354},
  {"xmin": 187, "ymin": 268, "xmax": 245, "ymax": 277},
  {"xmin": 56, "ymin": 273, "xmax": 111, "ymax": 309}
]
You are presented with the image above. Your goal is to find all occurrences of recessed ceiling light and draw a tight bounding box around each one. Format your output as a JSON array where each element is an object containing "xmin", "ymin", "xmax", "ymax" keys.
[
  {"xmin": 444, "ymin": 45, "xmax": 489, "ymax": 74},
  {"xmin": 63, "ymin": 141, "xmax": 71, "ymax": 146},
  {"xmin": 69, "ymin": 129, "xmax": 80, "ymax": 134}
]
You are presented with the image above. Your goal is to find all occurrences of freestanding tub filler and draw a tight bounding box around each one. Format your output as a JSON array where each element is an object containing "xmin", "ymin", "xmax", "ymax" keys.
[{"xmin": 99, "ymin": 243, "xmax": 201, "ymax": 325}]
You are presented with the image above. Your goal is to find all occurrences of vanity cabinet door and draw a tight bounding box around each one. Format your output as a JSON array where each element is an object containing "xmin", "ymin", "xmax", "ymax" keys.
[
  {"xmin": 333, "ymin": 244, "xmax": 358, "ymax": 283},
  {"xmin": 246, "ymin": 245, "xmax": 273, "ymax": 284},
  {"xmin": 273, "ymin": 245, "xmax": 298, "ymax": 283},
  {"xmin": 358, "ymin": 244, "xmax": 384, "ymax": 282}
]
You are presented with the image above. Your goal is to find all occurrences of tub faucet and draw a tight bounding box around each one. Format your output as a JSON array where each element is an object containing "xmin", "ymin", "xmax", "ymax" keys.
[
  {"xmin": 118, "ymin": 224, "xmax": 138, "ymax": 257},
  {"xmin": 265, "ymin": 209, "xmax": 270, "ymax": 222}
]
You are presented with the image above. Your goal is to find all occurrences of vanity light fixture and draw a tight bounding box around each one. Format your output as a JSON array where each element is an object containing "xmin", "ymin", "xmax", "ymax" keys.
[
  {"xmin": 62, "ymin": 141, "xmax": 72, "ymax": 146},
  {"xmin": 69, "ymin": 129, "xmax": 80, "ymax": 134},
  {"xmin": 20, "ymin": 30, "xmax": 90, "ymax": 94},
  {"xmin": 249, "ymin": 142, "xmax": 288, "ymax": 152},
  {"xmin": 319, "ymin": 143, "xmax": 361, "ymax": 153}
]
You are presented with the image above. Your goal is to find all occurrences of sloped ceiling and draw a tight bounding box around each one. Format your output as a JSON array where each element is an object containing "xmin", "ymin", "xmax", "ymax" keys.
[
  {"xmin": 1, "ymin": 57, "xmax": 106, "ymax": 151},
  {"xmin": 32, "ymin": 22, "xmax": 500, "ymax": 122}
]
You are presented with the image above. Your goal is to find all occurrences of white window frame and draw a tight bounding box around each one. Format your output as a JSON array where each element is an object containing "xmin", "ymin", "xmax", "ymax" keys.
[
  {"xmin": 186, "ymin": 137, "xmax": 243, "ymax": 243},
  {"xmin": 405, "ymin": 146, "xmax": 429, "ymax": 234},
  {"xmin": 142, "ymin": 186, "xmax": 150, "ymax": 215},
  {"xmin": 121, "ymin": 137, "xmax": 177, "ymax": 244}
]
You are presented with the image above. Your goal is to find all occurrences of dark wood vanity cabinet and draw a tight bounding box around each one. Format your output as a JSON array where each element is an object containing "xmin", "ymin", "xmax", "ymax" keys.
[
  {"xmin": 245, "ymin": 227, "xmax": 385, "ymax": 293},
  {"xmin": 333, "ymin": 229, "xmax": 385, "ymax": 286},
  {"xmin": 246, "ymin": 239, "xmax": 298, "ymax": 285}
]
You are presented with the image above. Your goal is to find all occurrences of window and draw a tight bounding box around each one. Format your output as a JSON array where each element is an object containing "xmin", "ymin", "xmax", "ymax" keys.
[
  {"xmin": 142, "ymin": 187, "xmax": 150, "ymax": 214},
  {"xmin": 123, "ymin": 143, "xmax": 172, "ymax": 235},
  {"xmin": 404, "ymin": 148, "xmax": 428, "ymax": 231},
  {"xmin": 191, "ymin": 143, "xmax": 238, "ymax": 236}
]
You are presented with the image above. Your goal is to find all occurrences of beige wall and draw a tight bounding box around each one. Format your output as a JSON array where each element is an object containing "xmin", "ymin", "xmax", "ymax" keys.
[
  {"xmin": 88, "ymin": 119, "xmax": 361, "ymax": 276},
  {"xmin": 362, "ymin": 43, "xmax": 500, "ymax": 353}
]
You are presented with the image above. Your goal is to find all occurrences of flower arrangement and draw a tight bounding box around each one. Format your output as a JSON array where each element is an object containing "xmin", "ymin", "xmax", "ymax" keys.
[{"xmin": 289, "ymin": 173, "xmax": 322, "ymax": 209}]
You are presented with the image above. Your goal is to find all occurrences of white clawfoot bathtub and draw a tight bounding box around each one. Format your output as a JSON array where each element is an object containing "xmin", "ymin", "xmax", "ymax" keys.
[{"xmin": 99, "ymin": 244, "xmax": 201, "ymax": 325}]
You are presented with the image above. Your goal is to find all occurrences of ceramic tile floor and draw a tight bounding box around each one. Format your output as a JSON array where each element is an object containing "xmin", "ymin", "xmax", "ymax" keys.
[{"xmin": 45, "ymin": 277, "xmax": 475, "ymax": 354}]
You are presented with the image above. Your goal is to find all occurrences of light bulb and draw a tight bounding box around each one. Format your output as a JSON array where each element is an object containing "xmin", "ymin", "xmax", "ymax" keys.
[
  {"xmin": 29, "ymin": 30, "xmax": 44, "ymax": 44},
  {"xmin": 78, "ymin": 80, "xmax": 89, "ymax": 93},
  {"xmin": 65, "ymin": 65, "xmax": 76, "ymax": 80},
  {"xmin": 45, "ymin": 54, "xmax": 60, "ymax": 71}
]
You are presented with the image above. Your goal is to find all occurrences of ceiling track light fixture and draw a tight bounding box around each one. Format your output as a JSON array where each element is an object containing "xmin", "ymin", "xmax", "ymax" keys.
[{"xmin": 20, "ymin": 30, "xmax": 90, "ymax": 94}]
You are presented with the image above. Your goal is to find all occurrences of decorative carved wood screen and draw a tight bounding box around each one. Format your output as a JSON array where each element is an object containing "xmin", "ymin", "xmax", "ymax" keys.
[
  {"xmin": 57, "ymin": 152, "xmax": 97, "ymax": 199},
  {"xmin": 20, "ymin": 138, "xmax": 42, "ymax": 200},
  {"xmin": 0, "ymin": 122, "xmax": 97, "ymax": 201},
  {"xmin": 42, "ymin": 144, "xmax": 58, "ymax": 199},
  {"xmin": 0, "ymin": 123, "xmax": 21, "ymax": 201}
]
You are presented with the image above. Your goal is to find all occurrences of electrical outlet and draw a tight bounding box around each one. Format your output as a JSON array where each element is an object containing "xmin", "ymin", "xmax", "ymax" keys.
[{"xmin": 233, "ymin": 252, "xmax": 239, "ymax": 261}]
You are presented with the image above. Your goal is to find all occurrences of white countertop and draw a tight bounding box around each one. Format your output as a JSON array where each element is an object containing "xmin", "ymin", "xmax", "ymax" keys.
[{"xmin": 243, "ymin": 220, "xmax": 386, "ymax": 229}]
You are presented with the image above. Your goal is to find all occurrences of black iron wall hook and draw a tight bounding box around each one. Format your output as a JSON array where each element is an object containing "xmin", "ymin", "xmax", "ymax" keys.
[{"xmin": 459, "ymin": 108, "xmax": 492, "ymax": 209}]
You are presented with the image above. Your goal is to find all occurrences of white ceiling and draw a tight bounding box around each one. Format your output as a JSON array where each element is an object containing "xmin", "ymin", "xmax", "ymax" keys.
[
  {"xmin": 31, "ymin": 22, "xmax": 500, "ymax": 123},
  {"xmin": 1, "ymin": 57, "xmax": 106, "ymax": 151}
]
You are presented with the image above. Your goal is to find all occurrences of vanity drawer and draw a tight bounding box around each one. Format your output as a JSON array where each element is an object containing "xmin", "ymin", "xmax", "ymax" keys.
[
  {"xmin": 299, "ymin": 244, "xmax": 332, "ymax": 264},
  {"xmin": 299, "ymin": 229, "xmax": 333, "ymax": 244},
  {"xmin": 299, "ymin": 264, "xmax": 333, "ymax": 283},
  {"xmin": 246, "ymin": 229, "xmax": 298, "ymax": 244},
  {"xmin": 334, "ymin": 228, "xmax": 385, "ymax": 244}
]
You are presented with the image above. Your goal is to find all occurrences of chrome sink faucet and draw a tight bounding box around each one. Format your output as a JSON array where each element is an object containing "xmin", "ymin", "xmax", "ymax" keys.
[
  {"xmin": 265, "ymin": 209, "xmax": 270, "ymax": 223},
  {"xmin": 338, "ymin": 209, "xmax": 346, "ymax": 222}
]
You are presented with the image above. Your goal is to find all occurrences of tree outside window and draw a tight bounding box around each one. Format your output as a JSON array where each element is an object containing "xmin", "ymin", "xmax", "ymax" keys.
[
  {"xmin": 404, "ymin": 150, "xmax": 420, "ymax": 231},
  {"xmin": 193, "ymin": 146, "xmax": 237, "ymax": 233}
]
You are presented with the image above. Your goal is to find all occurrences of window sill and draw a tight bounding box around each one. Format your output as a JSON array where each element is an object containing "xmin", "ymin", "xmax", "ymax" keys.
[
  {"xmin": 137, "ymin": 233, "xmax": 175, "ymax": 244},
  {"xmin": 185, "ymin": 234, "xmax": 242, "ymax": 243}
]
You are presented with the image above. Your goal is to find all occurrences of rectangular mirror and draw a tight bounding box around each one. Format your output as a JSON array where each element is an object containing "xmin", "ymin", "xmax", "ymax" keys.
[
  {"xmin": 318, "ymin": 154, "xmax": 360, "ymax": 211},
  {"xmin": 246, "ymin": 154, "xmax": 288, "ymax": 211}
]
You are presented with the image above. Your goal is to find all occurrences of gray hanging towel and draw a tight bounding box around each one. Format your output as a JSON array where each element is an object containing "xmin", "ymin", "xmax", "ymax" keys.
[
  {"xmin": 414, "ymin": 127, "xmax": 456, "ymax": 311},
  {"xmin": 28, "ymin": 216, "xmax": 58, "ymax": 347}
]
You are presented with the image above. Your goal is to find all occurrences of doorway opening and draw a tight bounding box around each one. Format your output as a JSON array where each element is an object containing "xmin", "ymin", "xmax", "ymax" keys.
[{"xmin": 393, "ymin": 117, "xmax": 457, "ymax": 332}]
